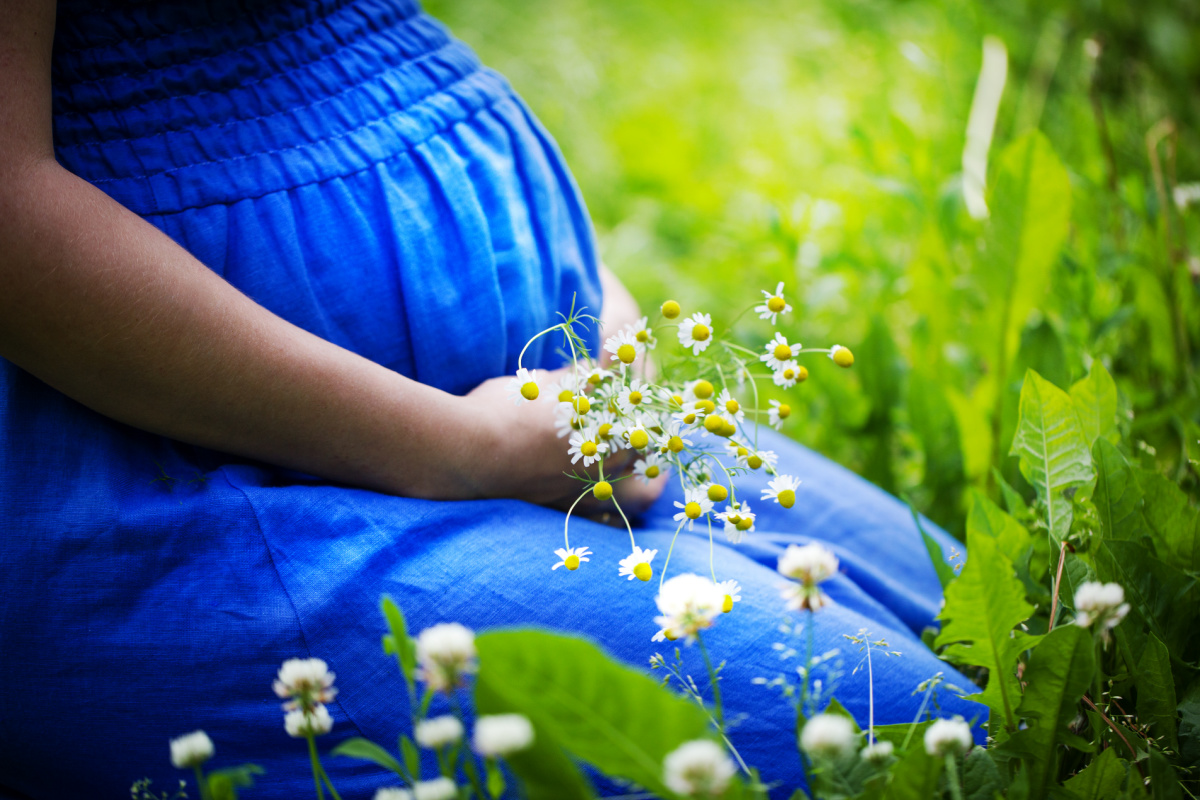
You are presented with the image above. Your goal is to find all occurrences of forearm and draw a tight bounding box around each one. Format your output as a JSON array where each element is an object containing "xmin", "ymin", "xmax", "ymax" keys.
[{"xmin": 0, "ymin": 160, "xmax": 493, "ymax": 499}]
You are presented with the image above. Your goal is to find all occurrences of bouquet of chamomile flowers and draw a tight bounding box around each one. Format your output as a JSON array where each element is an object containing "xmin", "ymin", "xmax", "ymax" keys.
[{"xmin": 504, "ymin": 283, "xmax": 853, "ymax": 625}]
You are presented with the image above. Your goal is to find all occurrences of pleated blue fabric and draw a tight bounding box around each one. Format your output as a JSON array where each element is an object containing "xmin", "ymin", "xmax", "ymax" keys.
[{"xmin": 0, "ymin": 1, "xmax": 983, "ymax": 797}]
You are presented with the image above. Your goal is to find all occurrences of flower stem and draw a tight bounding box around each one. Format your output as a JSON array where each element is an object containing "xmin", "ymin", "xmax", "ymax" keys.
[
  {"xmin": 306, "ymin": 734, "xmax": 326, "ymax": 800},
  {"xmin": 696, "ymin": 631, "xmax": 724, "ymax": 729},
  {"xmin": 659, "ymin": 518, "xmax": 688, "ymax": 590},
  {"xmin": 945, "ymin": 754, "xmax": 966, "ymax": 800},
  {"xmin": 192, "ymin": 765, "xmax": 209, "ymax": 800}
]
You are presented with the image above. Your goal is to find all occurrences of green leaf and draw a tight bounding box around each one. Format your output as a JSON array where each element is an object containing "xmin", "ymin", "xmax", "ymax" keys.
[
  {"xmin": 935, "ymin": 522, "xmax": 1038, "ymax": 736},
  {"xmin": 966, "ymin": 490, "xmax": 1031, "ymax": 565},
  {"xmin": 1140, "ymin": 472, "xmax": 1200, "ymax": 573},
  {"xmin": 1148, "ymin": 749, "xmax": 1183, "ymax": 800},
  {"xmin": 476, "ymin": 629, "xmax": 712, "ymax": 799},
  {"xmin": 486, "ymin": 757, "xmax": 507, "ymax": 799},
  {"xmin": 380, "ymin": 595, "xmax": 417, "ymax": 689},
  {"xmin": 997, "ymin": 624, "xmax": 1095, "ymax": 798},
  {"xmin": 1136, "ymin": 634, "xmax": 1179, "ymax": 752},
  {"xmin": 331, "ymin": 737, "xmax": 407, "ymax": 779},
  {"xmin": 1092, "ymin": 439, "xmax": 1146, "ymax": 543},
  {"xmin": 1009, "ymin": 369, "xmax": 1095, "ymax": 542},
  {"xmin": 883, "ymin": 744, "xmax": 942, "ymax": 800},
  {"xmin": 1094, "ymin": 541, "xmax": 1199, "ymax": 655},
  {"xmin": 206, "ymin": 765, "xmax": 264, "ymax": 800},
  {"xmin": 1061, "ymin": 747, "xmax": 1127, "ymax": 800},
  {"xmin": 1070, "ymin": 361, "xmax": 1119, "ymax": 447},
  {"xmin": 908, "ymin": 370, "xmax": 966, "ymax": 530},
  {"xmin": 909, "ymin": 503, "xmax": 956, "ymax": 590},
  {"xmin": 962, "ymin": 749, "xmax": 1003, "ymax": 800},
  {"xmin": 993, "ymin": 467, "xmax": 1030, "ymax": 520},
  {"xmin": 1177, "ymin": 683, "xmax": 1200, "ymax": 767},
  {"xmin": 981, "ymin": 131, "xmax": 1072, "ymax": 379},
  {"xmin": 400, "ymin": 734, "xmax": 421, "ymax": 782}
]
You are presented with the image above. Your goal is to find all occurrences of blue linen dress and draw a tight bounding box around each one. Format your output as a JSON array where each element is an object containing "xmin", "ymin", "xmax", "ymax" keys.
[{"xmin": 0, "ymin": 1, "xmax": 982, "ymax": 797}]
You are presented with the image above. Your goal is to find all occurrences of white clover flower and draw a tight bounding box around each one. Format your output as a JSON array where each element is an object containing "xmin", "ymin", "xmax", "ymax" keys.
[
  {"xmin": 717, "ymin": 502, "xmax": 755, "ymax": 543},
  {"xmin": 768, "ymin": 398, "xmax": 793, "ymax": 430},
  {"xmin": 619, "ymin": 545, "xmax": 658, "ymax": 582},
  {"xmin": 862, "ymin": 740, "xmax": 895, "ymax": 765},
  {"xmin": 412, "ymin": 777, "xmax": 458, "ymax": 800},
  {"xmin": 663, "ymin": 739, "xmax": 736, "ymax": 797},
  {"xmin": 924, "ymin": 717, "xmax": 973, "ymax": 757},
  {"xmin": 374, "ymin": 789, "xmax": 413, "ymax": 800},
  {"xmin": 678, "ymin": 312, "xmax": 714, "ymax": 356},
  {"xmin": 605, "ymin": 328, "xmax": 643, "ymax": 366},
  {"xmin": 653, "ymin": 574, "xmax": 725, "ymax": 643},
  {"xmin": 800, "ymin": 713, "xmax": 858, "ymax": 760},
  {"xmin": 414, "ymin": 715, "xmax": 464, "ymax": 749},
  {"xmin": 415, "ymin": 622, "xmax": 477, "ymax": 693},
  {"xmin": 717, "ymin": 579, "xmax": 742, "ymax": 613},
  {"xmin": 657, "ymin": 420, "xmax": 695, "ymax": 455},
  {"xmin": 760, "ymin": 332, "xmax": 798, "ymax": 372},
  {"xmin": 714, "ymin": 389, "xmax": 745, "ymax": 423},
  {"xmin": 284, "ymin": 704, "xmax": 334, "ymax": 738},
  {"xmin": 630, "ymin": 316, "xmax": 657, "ymax": 350},
  {"xmin": 755, "ymin": 282, "xmax": 793, "ymax": 325},
  {"xmin": 779, "ymin": 542, "xmax": 839, "ymax": 612},
  {"xmin": 772, "ymin": 361, "xmax": 805, "ymax": 389},
  {"xmin": 617, "ymin": 379, "xmax": 652, "ymax": 416},
  {"xmin": 634, "ymin": 452, "xmax": 667, "ymax": 484},
  {"xmin": 552, "ymin": 546, "xmax": 592, "ymax": 572},
  {"xmin": 505, "ymin": 367, "xmax": 540, "ymax": 405},
  {"xmin": 273, "ymin": 658, "xmax": 337, "ymax": 711},
  {"xmin": 673, "ymin": 487, "xmax": 714, "ymax": 531},
  {"xmin": 169, "ymin": 730, "xmax": 214, "ymax": 769},
  {"xmin": 473, "ymin": 714, "xmax": 535, "ymax": 757},
  {"xmin": 567, "ymin": 428, "xmax": 608, "ymax": 467},
  {"xmin": 762, "ymin": 474, "xmax": 801, "ymax": 508},
  {"xmin": 1074, "ymin": 581, "xmax": 1130, "ymax": 638},
  {"xmin": 829, "ymin": 344, "xmax": 854, "ymax": 367}
]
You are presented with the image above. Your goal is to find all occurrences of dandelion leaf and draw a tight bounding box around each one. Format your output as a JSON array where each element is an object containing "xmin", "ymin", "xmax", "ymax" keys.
[
  {"xmin": 935, "ymin": 522, "xmax": 1038, "ymax": 737},
  {"xmin": 1139, "ymin": 470, "xmax": 1200, "ymax": 573},
  {"xmin": 1149, "ymin": 749, "xmax": 1184, "ymax": 800},
  {"xmin": 909, "ymin": 503, "xmax": 955, "ymax": 591},
  {"xmin": 962, "ymin": 748, "xmax": 1004, "ymax": 800},
  {"xmin": 1092, "ymin": 439, "xmax": 1146, "ymax": 543},
  {"xmin": 967, "ymin": 490, "xmax": 1031, "ymax": 565},
  {"xmin": 1061, "ymin": 747, "xmax": 1127, "ymax": 800},
  {"xmin": 331, "ymin": 738, "xmax": 406, "ymax": 779},
  {"xmin": 996, "ymin": 624, "xmax": 1095, "ymax": 798},
  {"xmin": 475, "ymin": 629, "xmax": 715, "ymax": 799},
  {"xmin": 1070, "ymin": 361, "xmax": 1119, "ymax": 447},
  {"xmin": 1094, "ymin": 541, "xmax": 1199, "ymax": 656},
  {"xmin": 1136, "ymin": 634, "xmax": 1179, "ymax": 753},
  {"xmin": 1009, "ymin": 369, "xmax": 1094, "ymax": 543},
  {"xmin": 882, "ymin": 742, "xmax": 942, "ymax": 800}
]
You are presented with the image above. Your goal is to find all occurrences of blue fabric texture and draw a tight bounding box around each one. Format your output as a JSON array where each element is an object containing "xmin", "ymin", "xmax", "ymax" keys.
[{"xmin": 0, "ymin": 1, "xmax": 983, "ymax": 797}]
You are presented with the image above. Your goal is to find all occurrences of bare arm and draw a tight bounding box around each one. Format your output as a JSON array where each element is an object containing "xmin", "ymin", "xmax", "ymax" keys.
[{"xmin": 0, "ymin": 1, "xmax": 652, "ymax": 509}]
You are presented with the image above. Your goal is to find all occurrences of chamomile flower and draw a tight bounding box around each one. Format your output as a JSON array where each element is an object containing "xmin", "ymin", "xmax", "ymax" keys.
[
  {"xmin": 634, "ymin": 452, "xmax": 667, "ymax": 483},
  {"xmin": 755, "ymin": 282, "xmax": 793, "ymax": 325},
  {"xmin": 605, "ymin": 328, "xmax": 643, "ymax": 366},
  {"xmin": 584, "ymin": 363, "xmax": 614, "ymax": 387},
  {"xmin": 760, "ymin": 332, "xmax": 798, "ymax": 372},
  {"xmin": 688, "ymin": 379, "xmax": 716, "ymax": 400},
  {"xmin": 653, "ymin": 574, "xmax": 725, "ymax": 643},
  {"xmin": 552, "ymin": 546, "xmax": 592, "ymax": 571},
  {"xmin": 618, "ymin": 379, "xmax": 652, "ymax": 415},
  {"xmin": 593, "ymin": 409, "xmax": 620, "ymax": 447},
  {"xmin": 715, "ymin": 389, "xmax": 745, "ymax": 423},
  {"xmin": 772, "ymin": 361, "xmax": 806, "ymax": 389},
  {"xmin": 762, "ymin": 474, "xmax": 801, "ymax": 508},
  {"xmin": 631, "ymin": 316, "xmax": 657, "ymax": 349},
  {"xmin": 554, "ymin": 403, "xmax": 585, "ymax": 439},
  {"xmin": 567, "ymin": 428, "xmax": 608, "ymax": 467},
  {"xmin": 673, "ymin": 487, "xmax": 714, "ymax": 530},
  {"xmin": 619, "ymin": 546, "xmax": 658, "ymax": 582},
  {"xmin": 737, "ymin": 449, "xmax": 778, "ymax": 471},
  {"xmin": 717, "ymin": 502, "xmax": 756, "ymax": 543},
  {"xmin": 717, "ymin": 579, "xmax": 742, "ymax": 613},
  {"xmin": 660, "ymin": 387, "xmax": 687, "ymax": 410},
  {"xmin": 624, "ymin": 419, "xmax": 652, "ymax": 451},
  {"xmin": 829, "ymin": 345, "xmax": 854, "ymax": 367},
  {"xmin": 657, "ymin": 420, "xmax": 694, "ymax": 455},
  {"xmin": 678, "ymin": 313, "xmax": 714, "ymax": 356},
  {"xmin": 506, "ymin": 368, "xmax": 539, "ymax": 405},
  {"xmin": 548, "ymin": 373, "xmax": 585, "ymax": 405},
  {"xmin": 673, "ymin": 401, "xmax": 702, "ymax": 428},
  {"xmin": 768, "ymin": 399, "xmax": 792, "ymax": 430}
]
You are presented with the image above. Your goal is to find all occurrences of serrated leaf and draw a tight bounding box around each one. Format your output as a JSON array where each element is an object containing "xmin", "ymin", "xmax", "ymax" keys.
[
  {"xmin": 380, "ymin": 595, "xmax": 416, "ymax": 689},
  {"xmin": 1092, "ymin": 440, "xmax": 1145, "ymax": 543},
  {"xmin": 1009, "ymin": 369, "xmax": 1094, "ymax": 542},
  {"xmin": 993, "ymin": 468, "xmax": 1030, "ymax": 519},
  {"xmin": 476, "ymin": 629, "xmax": 712, "ymax": 799},
  {"xmin": 935, "ymin": 523, "xmax": 1038, "ymax": 734},
  {"xmin": 331, "ymin": 737, "xmax": 406, "ymax": 779},
  {"xmin": 1140, "ymin": 471, "xmax": 1200, "ymax": 573},
  {"xmin": 998, "ymin": 625, "xmax": 1095, "ymax": 798},
  {"xmin": 1136, "ymin": 634, "xmax": 1179, "ymax": 752},
  {"xmin": 1094, "ymin": 541, "xmax": 1199, "ymax": 655},
  {"xmin": 883, "ymin": 743, "xmax": 942, "ymax": 800},
  {"xmin": 962, "ymin": 748, "xmax": 1003, "ymax": 800},
  {"xmin": 1070, "ymin": 361, "xmax": 1119, "ymax": 447},
  {"xmin": 967, "ymin": 490, "xmax": 1031, "ymax": 565},
  {"xmin": 909, "ymin": 503, "xmax": 955, "ymax": 590},
  {"xmin": 1061, "ymin": 747, "xmax": 1126, "ymax": 800}
]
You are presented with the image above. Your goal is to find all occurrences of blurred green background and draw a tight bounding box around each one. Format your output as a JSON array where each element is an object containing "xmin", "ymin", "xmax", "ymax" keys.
[{"xmin": 425, "ymin": 0, "xmax": 1200, "ymax": 535}]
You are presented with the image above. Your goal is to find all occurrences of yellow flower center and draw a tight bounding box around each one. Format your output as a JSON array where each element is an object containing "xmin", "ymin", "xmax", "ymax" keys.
[
  {"xmin": 768, "ymin": 296, "xmax": 786, "ymax": 313},
  {"xmin": 581, "ymin": 441, "xmax": 598, "ymax": 457},
  {"xmin": 636, "ymin": 329, "xmax": 650, "ymax": 343},
  {"xmin": 703, "ymin": 414, "xmax": 724, "ymax": 433},
  {"xmin": 668, "ymin": 436, "xmax": 684, "ymax": 453},
  {"xmin": 598, "ymin": 423, "xmax": 614, "ymax": 439},
  {"xmin": 645, "ymin": 464, "xmax": 660, "ymax": 478},
  {"xmin": 682, "ymin": 413, "xmax": 697, "ymax": 425},
  {"xmin": 573, "ymin": 396, "xmax": 591, "ymax": 414},
  {"xmin": 726, "ymin": 514, "xmax": 742, "ymax": 526},
  {"xmin": 725, "ymin": 399, "xmax": 739, "ymax": 414},
  {"xmin": 628, "ymin": 391, "xmax": 643, "ymax": 405},
  {"xmin": 633, "ymin": 562, "xmax": 652, "ymax": 582},
  {"xmin": 747, "ymin": 455, "xmax": 763, "ymax": 469},
  {"xmin": 736, "ymin": 446, "xmax": 748, "ymax": 457},
  {"xmin": 565, "ymin": 555, "xmax": 581, "ymax": 570},
  {"xmin": 693, "ymin": 380, "xmax": 714, "ymax": 399},
  {"xmin": 661, "ymin": 300, "xmax": 681, "ymax": 319},
  {"xmin": 670, "ymin": 394, "xmax": 684, "ymax": 407},
  {"xmin": 736, "ymin": 516, "xmax": 754, "ymax": 531},
  {"xmin": 617, "ymin": 343, "xmax": 637, "ymax": 364},
  {"xmin": 833, "ymin": 347, "xmax": 855, "ymax": 367},
  {"xmin": 558, "ymin": 389, "xmax": 574, "ymax": 403},
  {"xmin": 777, "ymin": 403, "xmax": 791, "ymax": 419},
  {"xmin": 778, "ymin": 489, "xmax": 796, "ymax": 508},
  {"xmin": 588, "ymin": 372, "xmax": 604, "ymax": 385},
  {"xmin": 629, "ymin": 429, "xmax": 649, "ymax": 450},
  {"xmin": 691, "ymin": 324, "xmax": 710, "ymax": 342},
  {"xmin": 593, "ymin": 481, "xmax": 613, "ymax": 500},
  {"xmin": 685, "ymin": 501, "xmax": 702, "ymax": 519},
  {"xmin": 797, "ymin": 366, "xmax": 809, "ymax": 382},
  {"xmin": 696, "ymin": 399, "xmax": 716, "ymax": 414},
  {"xmin": 707, "ymin": 484, "xmax": 728, "ymax": 502},
  {"xmin": 722, "ymin": 594, "xmax": 734, "ymax": 613},
  {"xmin": 783, "ymin": 368, "xmax": 796, "ymax": 380},
  {"xmin": 774, "ymin": 343, "xmax": 792, "ymax": 361},
  {"xmin": 520, "ymin": 381, "xmax": 539, "ymax": 401},
  {"xmin": 664, "ymin": 629, "xmax": 679, "ymax": 641},
  {"xmin": 719, "ymin": 421, "xmax": 737, "ymax": 437}
]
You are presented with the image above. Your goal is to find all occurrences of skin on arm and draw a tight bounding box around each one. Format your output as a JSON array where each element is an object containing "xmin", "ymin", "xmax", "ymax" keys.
[{"xmin": 0, "ymin": 0, "xmax": 662, "ymax": 512}]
